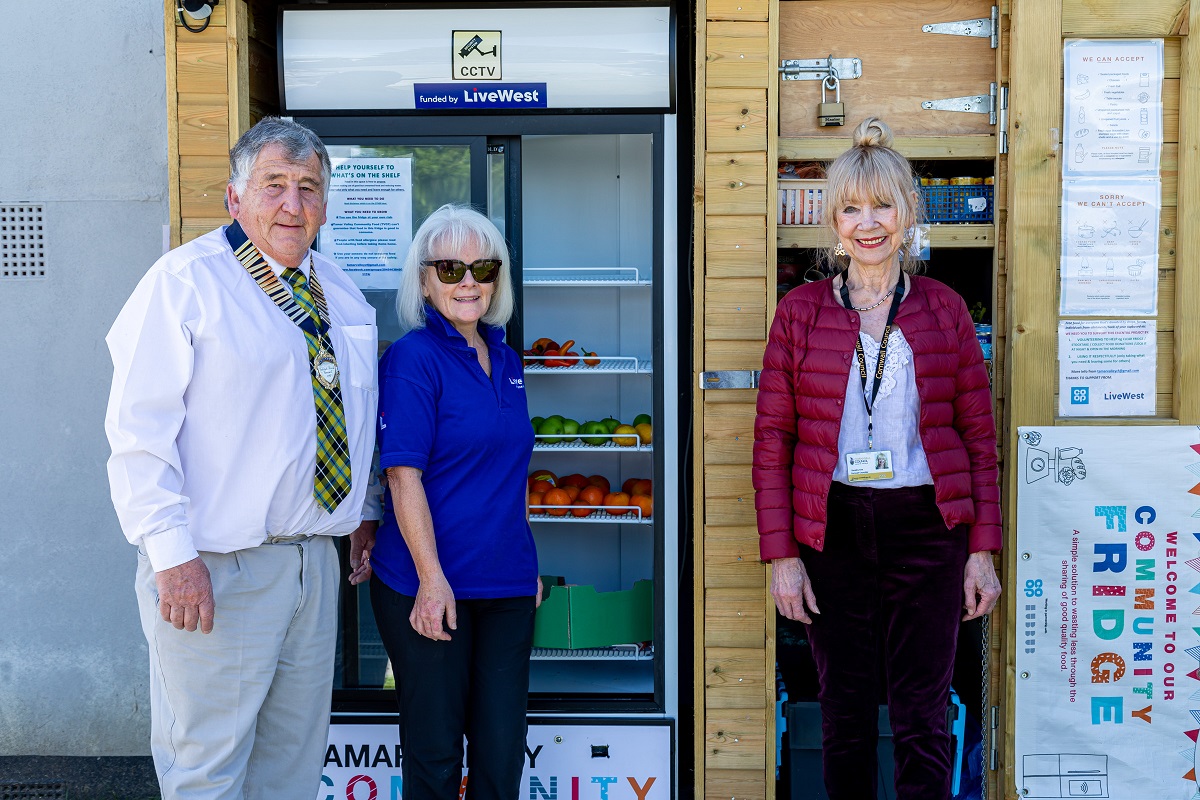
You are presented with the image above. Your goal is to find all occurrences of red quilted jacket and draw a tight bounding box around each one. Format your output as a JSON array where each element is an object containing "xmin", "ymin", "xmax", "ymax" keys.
[{"xmin": 753, "ymin": 275, "xmax": 1001, "ymax": 559}]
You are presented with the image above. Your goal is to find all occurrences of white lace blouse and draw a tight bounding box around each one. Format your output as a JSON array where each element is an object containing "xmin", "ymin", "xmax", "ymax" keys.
[{"xmin": 831, "ymin": 327, "xmax": 935, "ymax": 488}]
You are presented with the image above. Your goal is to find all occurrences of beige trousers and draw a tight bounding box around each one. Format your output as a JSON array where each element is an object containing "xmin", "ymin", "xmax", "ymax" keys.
[{"xmin": 135, "ymin": 535, "xmax": 339, "ymax": 800}]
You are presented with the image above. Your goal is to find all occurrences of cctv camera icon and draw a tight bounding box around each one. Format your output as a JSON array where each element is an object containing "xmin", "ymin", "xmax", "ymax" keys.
[
  {"xmin": 459, "ymin": 35, "xmax": 497, "ymax": 58},
  {"xmin": 1025, "ymin": 445, "xmax": 1086, "ymax": 486}
]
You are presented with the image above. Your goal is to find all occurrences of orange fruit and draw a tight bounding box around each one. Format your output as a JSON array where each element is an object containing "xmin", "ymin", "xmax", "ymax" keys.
[
  {"xmin": 631, "ymin": 479, "xmax": 652, "ymax": 497},
  {"xmin": 543, "ymin": 488, "xmax": 571, "ymax": 516},
  {"xmin": 587, "ymin": 475, "xmax": 611, "ymax": 495},
  {"xmin": 563, "ymin": 485, "xmax": 581, "ymax": 501},
  {"xmin": 603, "ymin": 491, "xmax": 632, "ymax": 515},
  {"xmin": 528, "ymin": 491, "xmax": 545, "ymax": 508},
  {"xmin": 528, "ymin": 470, "xmax": 557, "ymax": 488},
  {"xmin": 559, "ymin": 473, "xmax": 590, "ymax": 489},
  {"xmin": 571, "ymin": 500, "xmax": 595, "ymax": 518},
  {"xmin": 622, "ymin": 478, "xmax": 639, "ymax": 494},
  {"xmin": 631, "ymin": 494, "xmax": 653, "ymax": 519},
  {"xmin": 578, "ymin": 485, "xmax": 605, "ymax": 506}
]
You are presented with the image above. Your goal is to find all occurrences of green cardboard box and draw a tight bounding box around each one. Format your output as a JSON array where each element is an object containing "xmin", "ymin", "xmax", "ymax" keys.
[{"xmin": 532, "ymin": 580, "xmax": 653, "ymax": 649}]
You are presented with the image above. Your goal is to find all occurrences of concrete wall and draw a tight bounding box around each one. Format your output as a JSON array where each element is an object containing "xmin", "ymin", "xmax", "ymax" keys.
[{"xmin": 0, "ymin": 0, "xmax": 168, "ymax": 755}]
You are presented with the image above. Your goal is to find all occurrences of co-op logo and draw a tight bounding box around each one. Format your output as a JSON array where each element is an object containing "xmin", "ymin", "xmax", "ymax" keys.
[{"xmin": 452, "ymin": 30, "xmax": 502, "ymax": 80}]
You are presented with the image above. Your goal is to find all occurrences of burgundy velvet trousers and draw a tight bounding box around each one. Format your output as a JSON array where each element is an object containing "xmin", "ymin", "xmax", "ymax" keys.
[{"xmin": 802, "ymin": 482, "xmax": 968, "ymax": 800}]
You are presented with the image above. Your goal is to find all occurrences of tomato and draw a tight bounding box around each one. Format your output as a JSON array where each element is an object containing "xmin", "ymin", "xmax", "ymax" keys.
[
  {"xmin": 563, "ymin": 485, "xmax": 581, "ymax": 501},
  {"xmin": 631, "ymin": 494, "xmax": 653, "ymax": 519},
  {"xmin": 559, "ymin": 473, "xmax": 590, "ymax": 489},
  {"xmin": 631, "ymin": 479, "xmax": 652, "ymax": 497},
  {"xmin": 531, "ymin": 479, "xmax": 554, "ymax": 494},
  {"xmin": 543, "ymin": 488, "xmax": 571, "ymax": 516},
  {"xmin": 578, "ymin": 485, "xmax": 605, "ymax": 506},
  {"xmin": 603, "ymin": 491, "xmax": 632, "ymax": 515},
  {"xmin": 587, "ymin": 475, "xmax": 611, "ymax": 494},
  {"xmin": 571, "ymin": 500, "xmax": 594, "ymax": 518}
]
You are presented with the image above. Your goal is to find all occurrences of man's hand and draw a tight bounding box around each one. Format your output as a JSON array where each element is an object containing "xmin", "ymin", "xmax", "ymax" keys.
[
  {"xmin": 348, "ymin": 520, "xmax": 379, "ymax": 586},
  {"xmin": 771, "ymin": 556, "xmax": 820, "ymax": 624},
  {"xmin": 155, "ymin": 557, "xmax": 215, "ymax": 634},
  {"xmin": 963, "ymin": 551, "xmax": 1002, "ymax": 621}
]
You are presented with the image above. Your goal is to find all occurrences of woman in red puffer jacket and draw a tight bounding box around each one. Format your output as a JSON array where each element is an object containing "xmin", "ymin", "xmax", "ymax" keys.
[{"xmin": 753, "ymin": 117, "xmax": 1002, "ymax": 800}]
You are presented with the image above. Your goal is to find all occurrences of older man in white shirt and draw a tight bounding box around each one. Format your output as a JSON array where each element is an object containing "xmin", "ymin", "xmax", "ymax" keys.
[{"xmin": 105, "ymin": 117, "xmax": 380, "ymax": 800}]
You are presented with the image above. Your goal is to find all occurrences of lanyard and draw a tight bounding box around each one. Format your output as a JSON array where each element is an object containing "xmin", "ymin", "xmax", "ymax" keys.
[
  {"xmin": 225, "ymin": 220, "xmax": 331, "ymax": 339},
  {"xmin": 838, "ymin": 270, "xmax": 906, "ymax": 450}
]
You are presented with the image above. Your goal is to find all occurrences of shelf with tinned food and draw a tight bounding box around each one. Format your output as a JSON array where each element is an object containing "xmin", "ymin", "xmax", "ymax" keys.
[
  {"xmin": 530, "ymin": 644, "xmax": 654, "ymax": 661},
  {"xmin": 533, "ymin": 435, "xmax": 652, "ymax": 453},
  {"xmin": 523, "ymin": 267, "xmax": 652, "ymax": 286},
  {"xmin": 523, "ymin": 355, "xmax": 653, "ymax": 375},
  {"xmin": 528, "ymin": 504, "xmax": 653, "ymax": 524},
  {"xmin": 777, "ymin": 223, "xmax": 995, "ymax": 250}
]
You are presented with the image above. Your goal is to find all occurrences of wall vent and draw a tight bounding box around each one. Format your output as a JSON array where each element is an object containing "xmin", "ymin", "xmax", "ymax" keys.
[
  {"xmin": 0, "ymin": 785, "xmax": 66, "ymax": 800},
  {"xmin": 1, "ymin": 205, "xmax": 46, "ymax": 279}
]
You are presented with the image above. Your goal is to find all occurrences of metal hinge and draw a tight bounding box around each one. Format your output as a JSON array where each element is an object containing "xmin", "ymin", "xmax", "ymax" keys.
[
  {"xmin": 699, "ymin": 370, "xmax": 760, "ymax": 390},
  {"xmin": 989, "ymin": 705, "xmax": 1000, "ymax": 771},
  {"xmin": 998, "ymin": 85, "xmax": 1009, "ymax": 154},
  {"xmin": 779, "ymin": 56, "xmax": 862, "ymax": 81},
  {"xmin": 922, "ymin": 5, "xmax": 999, "ymax": 49},
  {"xmin": 922, "ymin": 81, "xmax": 998, "ymax": 125}
]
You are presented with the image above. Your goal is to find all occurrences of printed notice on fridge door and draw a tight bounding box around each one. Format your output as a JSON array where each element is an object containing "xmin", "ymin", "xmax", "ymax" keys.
[
  {"xmin": 318, "ymin": 158, "xmax": 412, "ymax": 291},
  {"xmin": 1063, "ymin": 39, "xmax": 1164, "ymax": 178},
  {"xmin": 1058, "ymin": 320, "xmax": 1155, "ymax": 417}
]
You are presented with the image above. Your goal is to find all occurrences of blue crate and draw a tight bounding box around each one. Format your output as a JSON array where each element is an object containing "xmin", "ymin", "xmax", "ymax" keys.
[{"xmin": 923, "ymin": 185, "xmax": 994, "ymax": 223}]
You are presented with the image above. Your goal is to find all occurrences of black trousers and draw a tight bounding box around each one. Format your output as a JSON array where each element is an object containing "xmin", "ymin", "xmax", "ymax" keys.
[
  {"xmin": 371, "ymin": 577, "xmax": 536, "ymax": 800},
  {"xmin": 804, "ymin": 483, "xmax": 969, "ymax": 800}
]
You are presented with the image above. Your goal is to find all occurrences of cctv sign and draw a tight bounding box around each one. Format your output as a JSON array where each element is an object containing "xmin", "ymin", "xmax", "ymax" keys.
[{"xmin": 452, "ymin": 30, "xmax": 501, "ymax": 80}]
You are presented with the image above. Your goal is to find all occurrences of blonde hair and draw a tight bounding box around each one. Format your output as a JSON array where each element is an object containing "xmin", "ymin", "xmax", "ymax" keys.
[
  {"xmin": 824, "ymin": 117, "xmax": 924, "ymax": 273},
  {"xmin": 394, "ymin": 204, "xmax": 516, "ymax": 333}
]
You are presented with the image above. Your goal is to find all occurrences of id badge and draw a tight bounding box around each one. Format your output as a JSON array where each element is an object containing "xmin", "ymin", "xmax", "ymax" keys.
[{"xmin": 845, "ymin": 450, "xmax": 894, "ymax": 482}]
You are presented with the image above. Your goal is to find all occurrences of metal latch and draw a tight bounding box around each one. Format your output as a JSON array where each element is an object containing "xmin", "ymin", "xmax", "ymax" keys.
[
  {"xmin": 922, "ymin": 6, "xmax": 998, "ymax": 49},
  {"xmin": 779, "ymin": 57, "xmax": 862, "ymax": 81},
  {"xmin": 699, "ymin": 370, "xmax": 760, "ymax": 390},
  {"xmin": 922, "ymin": 81, "xmax": 999, "ymax": 125}
]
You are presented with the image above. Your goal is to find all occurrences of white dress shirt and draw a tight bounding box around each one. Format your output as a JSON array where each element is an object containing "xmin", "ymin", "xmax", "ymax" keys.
[
  {"xmin": 106, "ymin": 226, "xmax": 381, "ymax": 571},
  {"xmin": 832, "ymin": 327, "xmax": 935, "ymax": 488}
]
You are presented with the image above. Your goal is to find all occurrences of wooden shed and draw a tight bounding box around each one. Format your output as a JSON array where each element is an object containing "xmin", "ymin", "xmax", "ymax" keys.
[
  {"xmin": 694, "ymin": 1, "xmax": 1197, "ymax": 798},
  {"xmin": 161, "ymin": 0, "xmax": 1200, "ymax": 797}
]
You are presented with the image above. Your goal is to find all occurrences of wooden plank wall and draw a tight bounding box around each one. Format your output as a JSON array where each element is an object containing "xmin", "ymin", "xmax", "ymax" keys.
[
  {"xmin": 165, "ymin": 0, "xmax": 253, "ymax": 246},
  {"xmin": 1003, "ymin": 0, "xmax": 1193, "ymax": 796},
  {"xmin": 696, "ymin": 1, "xmax": 778, "ymax": 798}
]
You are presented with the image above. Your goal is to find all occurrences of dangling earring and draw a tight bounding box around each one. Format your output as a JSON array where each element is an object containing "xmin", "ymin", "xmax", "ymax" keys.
[{"xmin": 834, "ymin": 241, "xmax": 847, "ymax": 257}]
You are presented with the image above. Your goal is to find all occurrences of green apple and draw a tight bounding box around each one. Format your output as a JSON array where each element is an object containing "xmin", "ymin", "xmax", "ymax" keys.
[
  {"xmin": 633, "ymin": 413, "xmax": 652, "ymax": 427},
  {"xmin": 537, "ymin": 417, "xmax": 565, "ymax": 444},
  {"xmin": 600, "ymin": 416, "xmax": 621, "ymax": 434},
  {"xmin": 545, "ymin": 414, "xmax": 565, "ymax": 425},
  {"xmin": 580, "ymin": 420, "xmax": 609, "ymax": 446},
  {"xmin": 561, "ymin": 418, "xmax": 580, "ymax": 441},
  {"xmin": 530, "ymin": 416, "xmax": 545, "ymax": 430}
]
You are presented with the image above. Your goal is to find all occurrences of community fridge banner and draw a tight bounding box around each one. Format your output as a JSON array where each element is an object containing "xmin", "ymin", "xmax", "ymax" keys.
[{"xmin": 1015, "ymin": 426, "xmax": 1200, "ymax": 798}]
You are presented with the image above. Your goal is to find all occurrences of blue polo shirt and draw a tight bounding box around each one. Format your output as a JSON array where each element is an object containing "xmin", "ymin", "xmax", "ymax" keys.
[{"xmin": 373, "ymin": 306, "xmax": 537, "ymax": 599}]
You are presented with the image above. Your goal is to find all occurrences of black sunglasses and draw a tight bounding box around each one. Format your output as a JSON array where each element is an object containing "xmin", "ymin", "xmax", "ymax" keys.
[{"xmin": 423, "ymin": 258, "xmax": 502, "ymax": 284}]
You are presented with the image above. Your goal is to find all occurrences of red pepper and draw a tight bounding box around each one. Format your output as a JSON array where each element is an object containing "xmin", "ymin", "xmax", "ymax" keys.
[{"xmin": 543, "ymin": 349, "xmax": 568, "ymax": 368}]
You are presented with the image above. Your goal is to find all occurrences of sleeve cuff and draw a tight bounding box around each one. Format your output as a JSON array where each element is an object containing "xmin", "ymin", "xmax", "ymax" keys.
[
  {"xmin": 967, "ymin": 524, "xmax": 1002, "ymax": 554},
  {"xmin": 142, "ymin": 526, "xmax": 199, "ymax": 572},
  {"xmin": 759, "ymin": 530, "xmax": 800, "ymax": 561}
]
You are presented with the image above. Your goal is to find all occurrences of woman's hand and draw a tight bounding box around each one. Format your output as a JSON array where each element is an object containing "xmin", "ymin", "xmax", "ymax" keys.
[
  {"xmin": 410, "ymin": 573, "xmax": 457, "ymax": 641},
  {"xmin": 771, "ymin": 556, "xmax": 820, "ymax": 623},
  {"xmin": 535, "ymin": 576, "xmax": 544, "ymax": 609},
  {"xmin": 962, "ymin": 551, "xmax": 1002, "ymax": 621}
]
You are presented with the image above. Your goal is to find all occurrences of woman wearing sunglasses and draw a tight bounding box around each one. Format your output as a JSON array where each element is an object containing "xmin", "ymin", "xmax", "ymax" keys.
[{"xmin": 367, "ymin": 204, "xmax": 539, "ymax": 800}]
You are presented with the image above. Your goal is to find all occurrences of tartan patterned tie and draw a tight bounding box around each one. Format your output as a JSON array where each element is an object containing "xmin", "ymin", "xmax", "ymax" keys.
[{"xmin": 282, "ymin": 266, "xmax": 352, "ymax": 513}]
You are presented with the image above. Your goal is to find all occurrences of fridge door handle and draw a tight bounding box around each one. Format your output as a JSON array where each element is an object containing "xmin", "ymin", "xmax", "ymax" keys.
[{"xmin": 699, "ymin": 370, "xmax": 760, "ymax": 390}]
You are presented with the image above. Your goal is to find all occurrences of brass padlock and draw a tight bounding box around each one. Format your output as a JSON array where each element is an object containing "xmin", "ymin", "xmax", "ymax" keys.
[{"xmin": 818, "ymin": 74, "xmax": 845, "ymax": 127}]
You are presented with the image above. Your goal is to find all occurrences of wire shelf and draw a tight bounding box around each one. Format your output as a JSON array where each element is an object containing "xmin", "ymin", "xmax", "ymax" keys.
[
  {"xmin": 532, "ymin": 434, "xmax": 652, "ymax": 452},
  {"xmin": 529, "ymin": 505, "xmax": 652, "ymax": 524},
  {"xmin": 530, "ymin": 644, "xmax": 654, "ymax": 661},
  {"xmin": 523, "ymin": 356, "xmax": 651, "ymax": 375},
  {"xmin": 523, "ymin": 267, "xmax": 652, "ymax": 286}
]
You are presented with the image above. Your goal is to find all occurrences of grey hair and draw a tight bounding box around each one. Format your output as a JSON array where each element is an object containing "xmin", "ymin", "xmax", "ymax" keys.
[
  {"xmin": 395, "ymin": 204, "xmax": 515, "ymax": 333},
  {"xmin": 226, "ymin": 117, "xmax": 332, "ymax": 206}
]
